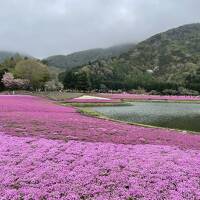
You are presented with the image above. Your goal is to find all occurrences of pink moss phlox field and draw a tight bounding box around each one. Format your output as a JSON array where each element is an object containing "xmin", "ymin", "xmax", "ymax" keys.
[
  {"xmin": 1, "ymin": 95, "xmax": 200, "ymax": 199},
  {"xmin": 0, "ymin": 95, "xmax": 200, "ymax": 150},
  {"xmin": 0, "ymin": 133, "xmax": 200, "ymax": 200},
  {"xmin": 99, "ymin": 93, "xmax": 200, "ymax": 101},
  {"xmin": 0, "ymin": 95, "xmax": 76, "ymax": 113}
]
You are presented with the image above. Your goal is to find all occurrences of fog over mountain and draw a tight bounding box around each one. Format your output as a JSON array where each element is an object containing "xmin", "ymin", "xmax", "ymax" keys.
[{"xmin": 0, "ymin": 0, "xmax": 200, "ymax": 58}]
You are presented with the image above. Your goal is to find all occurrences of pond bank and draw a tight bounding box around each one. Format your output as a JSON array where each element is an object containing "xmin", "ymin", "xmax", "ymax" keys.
[{"xmin": 87, "ymin": 101, "xmax": 200, "ymax": 133}]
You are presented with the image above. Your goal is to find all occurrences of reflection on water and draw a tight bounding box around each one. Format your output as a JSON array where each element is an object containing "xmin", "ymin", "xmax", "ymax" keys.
[{"xmin": 90, "ymin": 102, "xmax": 200, "ymax": 132}]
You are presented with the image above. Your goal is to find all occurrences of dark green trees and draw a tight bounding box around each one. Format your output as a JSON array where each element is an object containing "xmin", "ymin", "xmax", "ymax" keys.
[
  {"xmin": 186, "ymin": 67, "xmax": 200, "ymax": 91},
  {"xmin": 63, "ymin": 70, "xmax": 91, "ymax": 91}
]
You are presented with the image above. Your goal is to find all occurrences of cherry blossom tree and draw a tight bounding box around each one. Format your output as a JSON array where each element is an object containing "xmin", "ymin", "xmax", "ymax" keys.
[{"xmin": 1, "ymin": 72, "xmax": 29, "ymax": 90}]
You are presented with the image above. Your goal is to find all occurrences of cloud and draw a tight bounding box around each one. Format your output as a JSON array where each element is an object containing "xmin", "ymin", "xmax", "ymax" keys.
[{"xmin": 0, "ymin": 0, "xmax": 199, "ymax": 58}]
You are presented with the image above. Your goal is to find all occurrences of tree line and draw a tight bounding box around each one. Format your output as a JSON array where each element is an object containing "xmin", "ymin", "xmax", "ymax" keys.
[
  {"xmin": 59, "ymin": 65, "xmax": 200, "ymax": 95},
  {"xmin": 0, "ymin": 55, "xmax": 63, "ymax": 91},
  {"xmin": 1, "ymin": 55, "xmax": 200, "ymax": 96}
]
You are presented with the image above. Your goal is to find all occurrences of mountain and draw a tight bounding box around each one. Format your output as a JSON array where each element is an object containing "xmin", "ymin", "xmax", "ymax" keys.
[
  {"xmin": 0, "ymin": 51, "xmax": 31, "ymax": 63},
  {"xmin": 0, "ymin": 51, "xmax": 18, "ymax": 63},
  {"xmin": 123, "ymin": 23, "xmax": 200, "ymax": 83},
  {"xmin": 61, "ymin": 23, "xmax": 200, "ymax": 91},
  {"xmin": 44, "ymin": 43, "xmax": 135, "ymax": 69}
]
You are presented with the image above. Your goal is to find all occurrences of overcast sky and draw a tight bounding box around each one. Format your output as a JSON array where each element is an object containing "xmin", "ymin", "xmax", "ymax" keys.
[{"xmin": 0, "ymin": 0, "xmax": 200, "ymax": 58}]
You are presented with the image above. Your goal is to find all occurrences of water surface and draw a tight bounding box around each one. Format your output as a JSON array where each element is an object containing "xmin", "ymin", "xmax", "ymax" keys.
[{"xmin": 90, "ymin": 102, "xmax": 200, "ymax": 132}]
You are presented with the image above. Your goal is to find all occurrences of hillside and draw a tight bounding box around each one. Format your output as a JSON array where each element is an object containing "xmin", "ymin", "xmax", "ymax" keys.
[
  {"xmin": 61, "ymin": 23, "xmax": 200, "ymax": 91},
  {"xmin": 44, "ymin": 43, "xmax": 135, "ymax": 69},
  {"xmin": 0, "ymin": 51, "xmax": 18, "ymax": 63},
  {"xmin": 125, "ymin": 23, "xmax": 200, "ymax": 82},
  {"xmin": 0, "ymin": 51, "xmax": 31, "ymax": 63}
]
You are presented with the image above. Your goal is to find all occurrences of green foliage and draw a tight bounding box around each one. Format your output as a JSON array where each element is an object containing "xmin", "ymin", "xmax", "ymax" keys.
[
  {"xmin": 44, "ymin": 80, "xmax": 63, "ymax": 91},
  {"xmin": 0, "ymin": 55, "xmax": 25, "ymax": 90},
  {"xmin": 63, "ymin": 70, "xmax": 91, "ymax": 91},
  {"xmin": 0, "ymin": 51, "xmax": 29, "ymax": 65},
  {"xmin": 0, "ymin": 68, "xmax": 7, "ymax": 91},
  {"xmin": 78, "ymin": 108, "xmax": 102, "ymax": 117},
  {"xmin": 186, "ymin": 67, "xmax": 200, "ymax": 91},
  {"xmin": 61, "ymin": 23, "xmax": 200, "ymax": 93},
  {"xmin": 14, "ymin": 60, "xmax": 50, "ymax": 90},
  {"xmin": 44, "ymin": 44, "xmax": 135, "ymax": 69},
  {"xmin": 0, "ymin": 54, "xmax": 24, "ymax": 72},
  {"xmin": 0, "ymin": 51, "xmax": 18, "ymax": 63}
]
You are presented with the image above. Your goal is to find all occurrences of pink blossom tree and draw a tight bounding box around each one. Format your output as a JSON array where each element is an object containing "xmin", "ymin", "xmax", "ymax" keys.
[
  {"xmin": 1, "ymin": 72, "xmax": 29, "ymax": 90},
  {"xmin": 1, "ymin": 73, "xmax": 15, "ymax": 89}
]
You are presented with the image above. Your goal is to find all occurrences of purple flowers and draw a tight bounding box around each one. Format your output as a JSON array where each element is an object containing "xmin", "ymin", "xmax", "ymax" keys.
[
  {"xmin": 99, "ymin": 93, "xmax": 200, "ymax": 101},
  {"xmin": 0, "ymin": 95, "xmax": 200, "ymax": 150},
  {"xmin": 0, "ymin": 95, "xmax": 200, "ymax": 199},
  {"xmin": 0, "ymin": 133, "xmax": 200, "ymax": 200}
]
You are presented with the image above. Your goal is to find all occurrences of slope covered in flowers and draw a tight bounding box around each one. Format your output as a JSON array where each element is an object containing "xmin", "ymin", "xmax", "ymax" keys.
[
  {"xmin": 0, "ymin": 95, "xmax": 200, "ymax": 149},
  {"xmin": 0, "ymin": 133, "xmax": 200, "ymax": 200},
  {"xmin": 0, "ymin": 95, "xmax": 200, "ymax": 199}
]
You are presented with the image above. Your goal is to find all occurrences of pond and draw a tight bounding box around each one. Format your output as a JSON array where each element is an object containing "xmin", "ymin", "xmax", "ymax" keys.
[{"xmin": 89, "ymin": 102, "xmax": 200, "ymax": 132}]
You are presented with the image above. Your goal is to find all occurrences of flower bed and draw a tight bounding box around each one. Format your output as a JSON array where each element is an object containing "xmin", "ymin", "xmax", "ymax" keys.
[
  {"xmin": 0, "ymin": 95, "xmax": 200, "ymax": 150},
  {"xmin": 0, "ymin": 133, "xmax": 200, "ymax": 200},
  {"xmin": 0, "ymin": 95, "xmax": 200, "ymax": 199},
  {"xmin": 99, "ymin": 93, "xmax": 200, "ymax": 101}
]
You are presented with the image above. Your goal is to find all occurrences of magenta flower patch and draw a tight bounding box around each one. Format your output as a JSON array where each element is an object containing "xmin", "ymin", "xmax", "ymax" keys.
[
  {"xmin": 0, "ymin": 95, "xmax": 200, "ymax": 199},
  {"xmin": 0, "ymin": 95, "xmax": 200, "ymax": 150},
  {"xmin": 0, "ymin": 133, "xmax": 200, "ymax": 200},
  {"xmin": 100, "ymin": 93, "xmax": 200, "ymax": 101}
]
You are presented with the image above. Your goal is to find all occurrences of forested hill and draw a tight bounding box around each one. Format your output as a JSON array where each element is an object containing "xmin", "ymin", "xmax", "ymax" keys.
[
  {"xmin": 43, "ymin": 43, "xmax": 135, "ymax": 69},
  {"xmin": 0, "ymin": 51, "xmax": 31, "ymax": 63},
  {"xmin": 123, "ymin": 23, "xmax": 200, "ymax": 83},
  {"xmin": 60, "ymin": 23, "xmax": 200, "ymax": 92},
  {"xmin": 0, "ymin": 51, "xmax": 18, "ymax": 63}
]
